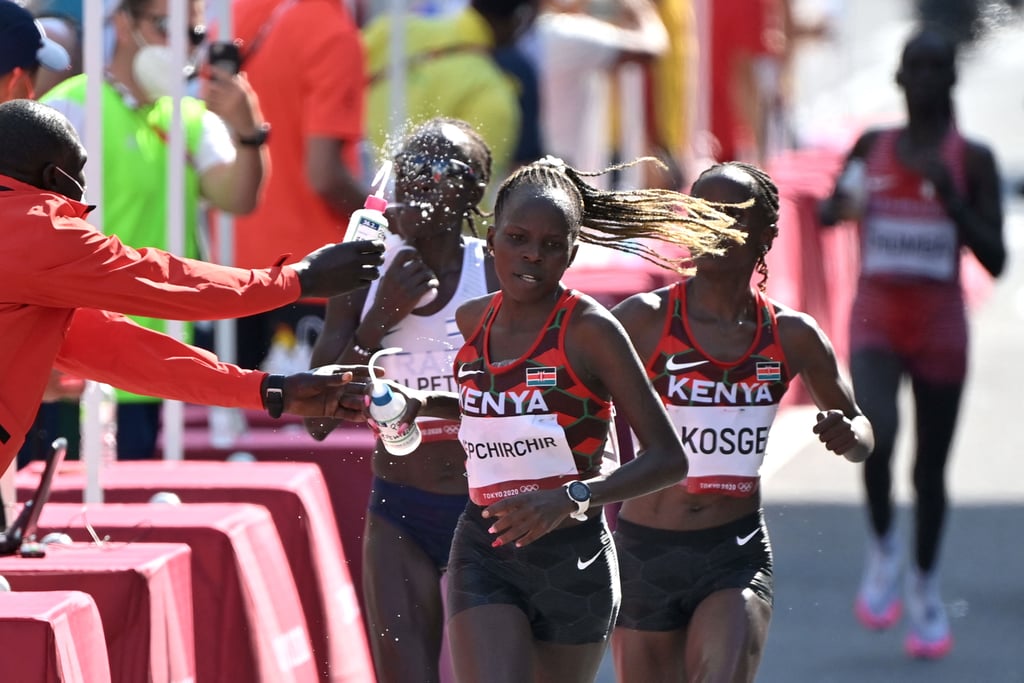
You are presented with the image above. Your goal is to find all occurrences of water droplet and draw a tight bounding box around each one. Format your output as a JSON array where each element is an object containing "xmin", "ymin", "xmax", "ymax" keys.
[{"xmin": 949, "ymin": 599, "xmax": 969, "ymax": 619}]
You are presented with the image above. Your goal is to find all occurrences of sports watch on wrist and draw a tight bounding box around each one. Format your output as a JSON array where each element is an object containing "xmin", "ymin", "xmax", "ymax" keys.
[
  {"xmin": 237, "ymin": 122, "xmax": 270, "ymax": 147},
  {"xmin": 263, "ymin": 374, "xmax": 285, "ymax": 419},
  {"xmin": 564, "ymin": 480, "xmax": 592, "ymax": 521}
]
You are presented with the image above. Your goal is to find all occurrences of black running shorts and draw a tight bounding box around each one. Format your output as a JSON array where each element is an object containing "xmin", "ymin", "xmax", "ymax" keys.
[
  {"xmin": 615, "ymin": 510, "xmax": 773, "ymax": 631},
  {"xmin": 447, "ymin": 503, "xmax": 619, "ymax": 644}
]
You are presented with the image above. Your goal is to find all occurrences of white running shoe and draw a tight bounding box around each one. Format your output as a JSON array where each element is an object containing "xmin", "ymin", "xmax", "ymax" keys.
[
  {"xmin": 854, "ymin": 533, "xmax": 902, "ymax": 630},
  {"xmin": 904, "ymin": 569, "xmax": 953, "ymax": 659}
]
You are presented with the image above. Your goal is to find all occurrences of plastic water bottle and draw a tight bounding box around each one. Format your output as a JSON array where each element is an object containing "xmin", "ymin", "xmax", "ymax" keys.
[
  {"xmin": 81, "ymin": 380, "xmax": 117, "ymax": 465},
  {"xmin": 367, "ymin": 348, "xmax": 421, "ymax": 456},
  {"xmin": 344, "ymin": 160, "xmax": 392, "ymax": 243}
]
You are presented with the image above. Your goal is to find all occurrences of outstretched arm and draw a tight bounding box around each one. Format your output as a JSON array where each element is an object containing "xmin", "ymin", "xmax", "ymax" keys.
[
  {"xmin": 56, "ymin": 309, "xmax": 369, "ymax": 421},
  {"xmin": 304, "ymin": 289, "xmax": 370, "ymax": 439}
]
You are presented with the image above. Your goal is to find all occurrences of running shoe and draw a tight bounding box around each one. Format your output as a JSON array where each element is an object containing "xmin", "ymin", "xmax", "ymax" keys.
[
  {"xmin": 854, "ymin": 534, "xmax": 902, "ymax": 630},
  {"xmin": 904, "ymin": 569, "xmax": 953, "ymax": 659}
]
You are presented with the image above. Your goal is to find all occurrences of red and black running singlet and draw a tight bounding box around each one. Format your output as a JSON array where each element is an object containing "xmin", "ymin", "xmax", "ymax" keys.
[
  {"xmin": 859, "ymin": 127, "xmax": 968, "ymax": 285},
  {"xmin": 644, "ymin": 281, "xmax": 791, "ymax": 497},
  {"xmin": 454, "ymin": 290, "xmax": 612, "ymax": 506}
]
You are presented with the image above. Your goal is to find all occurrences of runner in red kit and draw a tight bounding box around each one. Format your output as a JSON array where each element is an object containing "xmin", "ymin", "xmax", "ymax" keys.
[
  {"xmin": 611, "ymin": 161, "xmax": 874, "ymax": 683},
  {"xmin": 819, "ymin": 27, "xmax": 1005, "ymax": 659}
]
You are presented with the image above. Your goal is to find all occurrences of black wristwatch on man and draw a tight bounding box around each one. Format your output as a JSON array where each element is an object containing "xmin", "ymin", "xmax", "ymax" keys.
[{"xmin": 262, "ymin": 374, "xmax": 285, "ymax": 419}]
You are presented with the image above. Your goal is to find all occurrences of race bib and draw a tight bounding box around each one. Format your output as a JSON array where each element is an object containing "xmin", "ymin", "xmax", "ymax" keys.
[
  {"xmin": 460, "ymin": 413, "xmax": 578, "ymax": 505},
  {"xmin": 665, "ymin": 403, "xmax": 778, "ymax": 497},
  {"xmin": 862, "ymin": 215, "xmax": 959, "ymax": 281}
]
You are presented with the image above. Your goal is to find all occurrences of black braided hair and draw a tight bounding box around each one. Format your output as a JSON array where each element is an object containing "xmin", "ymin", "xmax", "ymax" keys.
[
  {"xmin": 493, "ymin": 156, "xmax": 745, "ymax": 275},
  {"xmin": 693, "ymin": 161, "xmax": 780, "ymax": 291},
  {"xmin": 396, "ymin": 117, "xmax": 493, "ymax": 236}
]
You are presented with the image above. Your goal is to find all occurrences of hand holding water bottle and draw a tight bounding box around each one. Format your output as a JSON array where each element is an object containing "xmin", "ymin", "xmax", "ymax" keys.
[{"xmin": 364, "ymin": 348, "xmax": 422, "ymax": 456}]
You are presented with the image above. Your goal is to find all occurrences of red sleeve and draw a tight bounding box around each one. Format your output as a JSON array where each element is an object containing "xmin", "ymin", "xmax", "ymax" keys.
[
  {"xmin": 290, "ymin": 4, "xmax": 365, "ymax": 142},
  {"xmin": 2, "ymin": 198, "xmax": 301, "ymax": 320},
  {"xmin": 54, "ymin": 309, "xmax": 266, "ymax": 410}
]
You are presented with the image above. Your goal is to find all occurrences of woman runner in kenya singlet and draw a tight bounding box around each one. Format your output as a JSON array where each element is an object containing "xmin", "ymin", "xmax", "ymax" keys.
[{"xmin": 611, "ymin": 161, "xmax": 874, "ymax": 683}]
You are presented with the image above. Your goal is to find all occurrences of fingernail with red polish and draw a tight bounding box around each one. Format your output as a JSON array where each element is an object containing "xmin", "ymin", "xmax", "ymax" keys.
[{"xmin": 491, "ymin": 538, "xmax": 503, "ymax": 548}]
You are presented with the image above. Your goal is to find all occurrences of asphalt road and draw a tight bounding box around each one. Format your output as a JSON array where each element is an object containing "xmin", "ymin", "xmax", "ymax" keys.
[{"xmin": 598, "ymin": 1, "xmax": 1024, "ymax": 681}]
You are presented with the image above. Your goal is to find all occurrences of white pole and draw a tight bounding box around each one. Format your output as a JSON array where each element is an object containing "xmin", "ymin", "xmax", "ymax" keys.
[
  {"xmin": 692, "ymin": 0, "xmax": 712, "ymax": 163},
  {"xmin": 208, "ymin": 0, "xmax": 246, "ymax": 448},
  {"xmin": 81, "ymin": 0, "xmax": 108, "ymax": 504},
  {"xmin": 616, "ymin": 63, "xmax": 645, "ymax": 190},
  {"xmin": 387, "ymin": 0, "xmax": 406, "ymax": 146},
  {"xmin": 213, "ymin": 0, "xmax": 235, "ymax": 366},
  {"xmin": 162, "ymin": 0, "xmax": 189, "ymax": 461}
]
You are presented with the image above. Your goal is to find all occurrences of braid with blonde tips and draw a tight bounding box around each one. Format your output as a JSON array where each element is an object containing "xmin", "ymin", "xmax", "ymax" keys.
[{"xmin": 493, "ymin": 156, "xmax": 747, "ymax": 275}]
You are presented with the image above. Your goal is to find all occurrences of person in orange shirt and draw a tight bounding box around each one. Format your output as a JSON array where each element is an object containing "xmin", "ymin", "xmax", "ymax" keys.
[
  {"xmin": 231, "ymin": 0, "xmax": 369, "ymax": 371},
  {"xmin": 0, "ymin": 98, "xmax": 384, "ymax": 474}
]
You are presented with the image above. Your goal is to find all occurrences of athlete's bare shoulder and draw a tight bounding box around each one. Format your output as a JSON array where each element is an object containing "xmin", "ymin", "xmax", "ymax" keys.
[
  {"xmin": 769, "ymin": 297, "xmax": 839, "ymax": 374},
  {"xmin": 455, "ymin": 292, "xmax": 498, "ymax": 339},
  {"xmin": 770, "ymin": 298, "xmax": 827, "ymax": 346},
  {"xmin": 610, "ymin": 285, "xmax": 673, "ymax": 329},
  {"xmin": 848, "ymin": 128, "xmax": 887, "ymax": 160}
]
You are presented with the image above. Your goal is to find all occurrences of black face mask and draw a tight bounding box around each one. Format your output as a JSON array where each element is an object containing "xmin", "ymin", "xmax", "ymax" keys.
[{"xmin": 53, "ymin": 165, "xmax": 86, "ymax": 202}]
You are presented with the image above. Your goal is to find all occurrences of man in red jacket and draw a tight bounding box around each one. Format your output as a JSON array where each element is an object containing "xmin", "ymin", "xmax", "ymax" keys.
[{"xmin": 0, "ymin": 98, "xmax": 384, "ymax": 472}]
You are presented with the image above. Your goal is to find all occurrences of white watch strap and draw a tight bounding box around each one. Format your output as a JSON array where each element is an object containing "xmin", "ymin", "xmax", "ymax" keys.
[{"xmin": 566, "ymin": 482, "xmax": 591, "ymax": 521}]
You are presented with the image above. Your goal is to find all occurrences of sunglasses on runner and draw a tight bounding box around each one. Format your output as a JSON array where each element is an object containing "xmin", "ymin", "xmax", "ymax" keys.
[{"xmin": 395, "ymin": 154, "xmax": 478, "ymax": 185}]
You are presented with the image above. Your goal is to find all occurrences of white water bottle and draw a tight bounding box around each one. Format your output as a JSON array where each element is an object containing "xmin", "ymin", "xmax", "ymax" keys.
[
  {"xmin": 367, "ymin": 348, "xmax": 421, "ymax": 456},
  {"xmin": 344, "ymin": 160, "xmax": 392, "ymax": 243}
]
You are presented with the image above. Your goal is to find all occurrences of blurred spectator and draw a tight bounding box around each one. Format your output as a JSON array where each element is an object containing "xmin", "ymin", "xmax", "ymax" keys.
[
  {"xmin": 42, "ymin": 0, "xmax": 267, "ymax": 459},
  {"xmin": 24, "ymin": 0, "xmax": 82, "ymax": 23},
  {"xmin": 534, "ymin": 0, "xmax": 667, "ymax": 186},
  {"xmin": 362, "ymin": 0, "xmax": 539, "ymax": 193},
  {"xmin": 493, "ymin": 38, "xmax": 545, "ymax": 168},
  {"xmin": 0, "ymin": 0, "xmax": 70, "ymax": 99},
  {"xmin": 706, "ymin": 0, "xmax": 787, "ymax": 164},
  {"xmin": 645, "ymin": 0, "xmax": 697, "ymax": 188},
  {"xmin": 33, "ymin": 12, "xmax": 82, "ymax": 97},
  {"xmin": 915, "ymin": 0, "xmax": 980, "ymax": 46},
  {"xmin": 230, "ymin": 0, "xmax": 368, "ymax": 372}
]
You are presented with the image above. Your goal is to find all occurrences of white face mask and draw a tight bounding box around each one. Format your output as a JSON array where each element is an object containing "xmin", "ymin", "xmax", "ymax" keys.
[
  {"xmin": 132, "ymin": 43, "xmax": 175, "ymax": 101},
  {"xmin": 131, "ymin": 31, "xmax": 196, "ymax": 102}
]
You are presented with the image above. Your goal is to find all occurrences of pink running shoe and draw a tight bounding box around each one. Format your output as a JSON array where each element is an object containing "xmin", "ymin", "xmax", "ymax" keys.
[
  {"xmin": 854, "ymin": 537, "xmax": 902, "ymax": 630},
  {"xmin": 904, "ymin": 570, "xmax": 953, "ymax": 659}
]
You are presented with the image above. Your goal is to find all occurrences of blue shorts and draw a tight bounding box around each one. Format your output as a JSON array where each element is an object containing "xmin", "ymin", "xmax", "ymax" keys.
[{"xmin": 367, "ymin": 476, "xmax": 469, "ymax": 571}]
